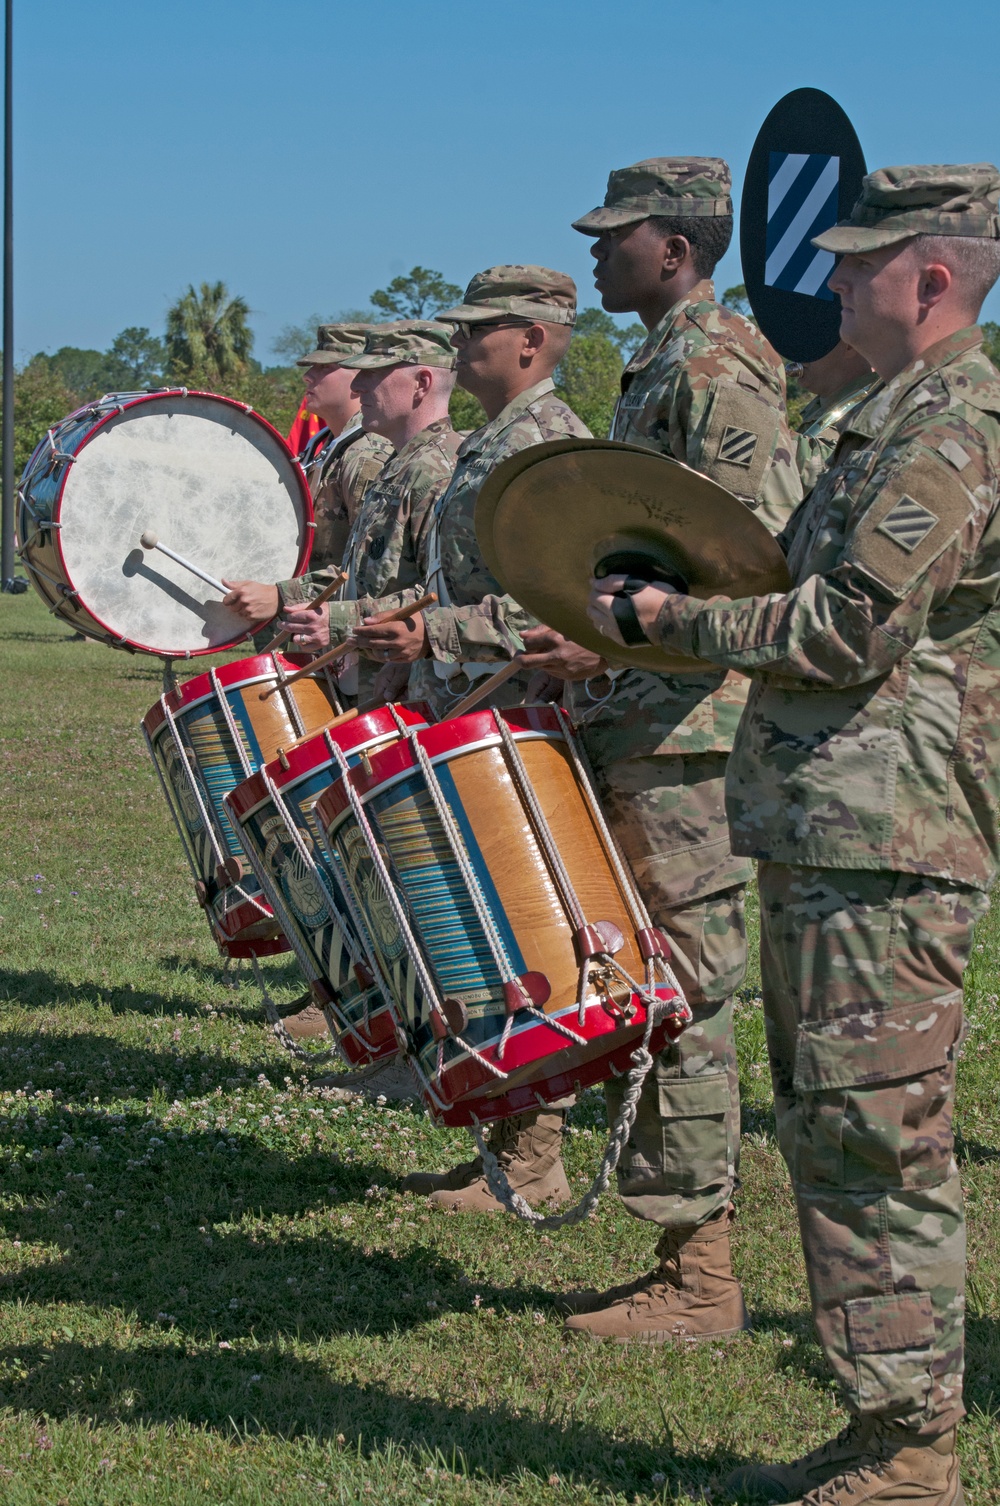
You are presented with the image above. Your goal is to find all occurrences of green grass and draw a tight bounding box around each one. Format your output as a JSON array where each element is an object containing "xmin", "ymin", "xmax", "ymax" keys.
[{"xmin": 1, "ymin": 589, "xmax": 999, "ymax": 1505}]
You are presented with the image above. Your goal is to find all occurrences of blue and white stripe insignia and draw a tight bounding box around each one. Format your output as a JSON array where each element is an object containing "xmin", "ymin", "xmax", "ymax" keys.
[{"xmin": 765, "ymin": 152, "xmax": 840, "ymax": 301}]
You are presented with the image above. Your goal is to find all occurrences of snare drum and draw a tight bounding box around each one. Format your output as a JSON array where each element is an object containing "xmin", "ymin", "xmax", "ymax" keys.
[
  {"xmin": 314, "ymin": 705, "xmax": 689, "ymax": 1125},
  {"xmin": 224, "ymin": 704, "xmax": 434, "ymax": 1067},
  {"xmin": 18, "ymin": 390, "xmax": 311, "ymax": 656},
  {"xmin": 142, "ymin": 653, "xmax": 338, "ymax": 956}
]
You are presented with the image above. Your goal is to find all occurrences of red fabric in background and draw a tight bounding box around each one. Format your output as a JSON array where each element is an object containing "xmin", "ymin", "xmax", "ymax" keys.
[{"xmin": 287, "ymin": 400, "xmax": 322, "ymax": 456}]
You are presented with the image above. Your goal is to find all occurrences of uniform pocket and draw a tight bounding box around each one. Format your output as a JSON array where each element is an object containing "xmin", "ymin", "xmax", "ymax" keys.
[
  {"xmin": 790, "ymin": 993, "xmax": 962, "ymax": 1192},
  {"xmin": 845, "ymin": 1291, "xmax": 934, "ymax": 1415},
  {"xmin": 653, "ymin": 1073, "xmax": 733, "ymax": 1194}
]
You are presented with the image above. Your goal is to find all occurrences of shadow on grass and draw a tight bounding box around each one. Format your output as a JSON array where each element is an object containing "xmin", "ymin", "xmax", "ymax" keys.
[
  {"xmin": 0, "ymin": 1025, "xmax": 323, "ymax": 1102},
  {"xmin": 955, "ymin": 1128, "xmax": 1000, "ymax": 1164},
  {"xmin": 0, "ymin": 959, "xmax": 306, "ymax": 1025},
  {"xmin": 0, "ymin": 1333, "xmax": 738, "ymax": 1498}
]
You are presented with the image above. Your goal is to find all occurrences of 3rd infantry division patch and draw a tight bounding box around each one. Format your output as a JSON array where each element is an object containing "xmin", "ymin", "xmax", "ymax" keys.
[
  {"xmin": 875, "ymin": 494, "xmax": 939, "ymax": 553},
  {"xmin": 717, "ymin": 426, "xmax": 759, "ymax": 467}
]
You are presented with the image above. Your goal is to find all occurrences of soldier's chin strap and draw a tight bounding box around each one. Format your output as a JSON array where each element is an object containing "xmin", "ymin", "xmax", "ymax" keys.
[{"xmin": 611, "ymin": 577, "xmax": 654, "ymax": 647}]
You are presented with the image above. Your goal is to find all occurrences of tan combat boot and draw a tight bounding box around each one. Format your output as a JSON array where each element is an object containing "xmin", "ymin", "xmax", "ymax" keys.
[
  {"xmin": 427, "ymin": 1110, "xmax": 570, "ymax": 1213},
  {"xmin": 562, "ymin": 1208, "xmax": 750, "ymax": 1342},
  {"xmin": 401, "ymin": 1155, "xmax": 483, "ymax": 1197},
  {"xmin": 769, "ymin": 1423, "xmax": 962, "ymax": 1505},
  {"xmin": 726, "ymin": 1416, "xmax": 874, "ymax": 1501},
  {"xmin": 278, "ymin": 998, "xmax": 330, "ymax": 1040}
]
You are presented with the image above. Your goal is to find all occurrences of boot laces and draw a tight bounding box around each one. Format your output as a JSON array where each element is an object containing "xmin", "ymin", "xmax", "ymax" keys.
[{"xmin": 803, "ymin": 1451, "xmax": 888, "ymax": 1503}]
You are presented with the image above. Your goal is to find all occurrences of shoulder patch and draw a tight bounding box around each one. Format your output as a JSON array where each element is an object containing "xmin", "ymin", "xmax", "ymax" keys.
[
  {"xmin": 847, "ymin": 451, "xmax": 976, "ymax": 600},
  {"xmin": 937, "ymin": 437, "xmax": 972, "ymax": 472},
  {"xmin": 701, "ymin": 381, "xmax": 779, "ymax": 502}
]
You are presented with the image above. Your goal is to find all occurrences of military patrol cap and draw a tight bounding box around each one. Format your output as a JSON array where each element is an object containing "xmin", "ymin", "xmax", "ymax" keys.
[
  {"xmin": 812, "ymin": 164, "xmax": 1000, "ymax": 253},
  {"xmin": 341, "ymin": 320, "xmax": 457, "ymax": 371},
  {"xmin": 572, "ymin": 158, "xmax": 733, "ymax": 234},
  {"xmin": 437, "ymin": 265, "xmax": 577, "ymax": 326},
  {"xmin": 296, "ymin": 323, "xmax": 373, "ymax": 367}
]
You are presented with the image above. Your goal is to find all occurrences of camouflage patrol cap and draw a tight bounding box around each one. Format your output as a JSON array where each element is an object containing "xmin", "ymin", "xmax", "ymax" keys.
[
  {"xmin": 812, "ymin": 163, "xmax": 1000, "ymax": 253},
  {"xmin": 340, "ymin": 320, "xmax": 457, "ymax": 371},
  {"xmin": 572, "ymin": 158, "xmax": 733, "ymax": 233},
  {"xmin": 296, "ymin": 323, "xmax": 373, "ymax": 367},
  {"xmin": 436, "ymin": 265, "xmax": 577, "ymax": 326}
]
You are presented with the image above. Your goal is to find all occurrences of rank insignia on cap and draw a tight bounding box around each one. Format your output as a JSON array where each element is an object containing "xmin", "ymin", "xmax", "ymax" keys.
[
  {"xmin": 875, "ymin": 495, "xmax": 938, "ymax": 552},
  {"xmin": 717, "ymin": 426, "xmax": 759, "ymax": 467}
]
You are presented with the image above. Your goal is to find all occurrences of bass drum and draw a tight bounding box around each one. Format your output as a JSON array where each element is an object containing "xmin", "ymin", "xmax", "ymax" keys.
[{"xmin": 18, "ymin": 389, "xmax": 312, "ymax": 657}]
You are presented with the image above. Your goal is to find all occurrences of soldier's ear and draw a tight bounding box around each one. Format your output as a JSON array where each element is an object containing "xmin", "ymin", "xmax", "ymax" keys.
[{"xmin": 660, "ymin": 234, "xmax": 691, "ymax": 274}]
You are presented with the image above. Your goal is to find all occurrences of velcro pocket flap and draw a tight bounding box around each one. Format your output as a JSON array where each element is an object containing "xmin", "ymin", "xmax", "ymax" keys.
[
  {"xmin": 846, "ymin": 1291, "xmax": 935, "ymax": 1355},
  {"xmin": 657, "ymin": 1074, "xmax": 731, "ymax": 1120},
  {"xmin": 793, "ymin": 992, "xmax": 962, "ymax": 1094},
  {"xmin": 701, "ymin": 381, "xmax": 780, "ymax": 503},
  {"xmin": 846, "ymin": 450, "xmax": 977, "ymax": 600}
]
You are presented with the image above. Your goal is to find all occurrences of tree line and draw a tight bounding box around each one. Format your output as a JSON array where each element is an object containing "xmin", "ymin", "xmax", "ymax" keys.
[{"xmin": 7, "ymin": 268, "xmax": 1000, "ymax": 477}]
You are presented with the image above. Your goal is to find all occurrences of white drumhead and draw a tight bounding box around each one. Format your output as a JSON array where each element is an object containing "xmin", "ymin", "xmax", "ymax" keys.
[{"xmin": 57, "ymin": 394, "xmax": 307, "ymax": 654}]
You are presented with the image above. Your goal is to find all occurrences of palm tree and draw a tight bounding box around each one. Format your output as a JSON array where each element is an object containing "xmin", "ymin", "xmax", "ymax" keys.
[{"xmin": 165, "ymin": 282, "xmax": 254, "ymax": 383}]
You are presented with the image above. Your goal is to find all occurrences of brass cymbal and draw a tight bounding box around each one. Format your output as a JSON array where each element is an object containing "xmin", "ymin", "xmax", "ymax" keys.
[{"xmin": 476, "ymin": 438, "xmax": 791, "ymax": 673}]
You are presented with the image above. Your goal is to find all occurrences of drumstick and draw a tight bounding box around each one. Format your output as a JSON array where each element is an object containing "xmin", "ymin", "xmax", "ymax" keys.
[
  {"xmin": 139, "ymin": 531, "xmax": 227, "ymax": 594},
  {"xmin": 449, "ymin": 658, "xmax": 524, "ymax": 717},
  {"xmin": 260, "ymin": 570, "xmax": 348, "ymax": 654},
  {"xmin": 258, "ymin": 593, "xmax": 438, "ymax": 699}
]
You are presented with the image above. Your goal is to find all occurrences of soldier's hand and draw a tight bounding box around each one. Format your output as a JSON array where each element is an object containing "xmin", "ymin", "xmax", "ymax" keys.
[
  {"xmin": 587, "ymin": 574, "xmax": 678, "ymax": 647},
  {"xmin": 221, "ymin": 580, "xmax": 280, "ymax": 625},
  {"xmin": 525, "ymin": 670, "xmax": 566, "ymax": 703},
  {"xmin": 371, "ymin": 660, "xmax": 413, "ymax": 704},
  {"xmin": 520, "ymin": 625, "xmax": 607, "ymax": 681},
  {"xmin": 281, "ymin": 601, "xmax": 331, "ymax": 651},
  {"xmin": 354, "ymin": 611, "xmax": 429, "ymax": 663}
]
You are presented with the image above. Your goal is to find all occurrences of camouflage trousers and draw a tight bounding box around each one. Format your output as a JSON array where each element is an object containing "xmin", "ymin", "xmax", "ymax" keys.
[
  {"xmin": 758, "ymin": 862, "xmax": 988, "ymax": 1435},
  {"xmin": 594, "ymin": 753, "xmax": 751, "ymax": 1230}
]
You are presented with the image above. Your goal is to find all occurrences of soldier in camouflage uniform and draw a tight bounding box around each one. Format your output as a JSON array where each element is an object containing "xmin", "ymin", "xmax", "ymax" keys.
[
  {"xmin": 521, "ymin": 159, "xmax": 803, "ymax": 1343},
  {"xmin": 279, "ymin": 322, "xmax": 462, "ymax": 707},
  {"xmin": 348, "ymin": 267, "xmax": 591, "ymax": 1212},
  {"xmin": 794, "ymin": 340, "xmax": 878, "ymax": 492},
  {"xmin": 223, "ymin": 323, "xmax": 392, "ymax": 632},
  {"xmin": 589, "ymin": 164, "xmax": 1000, "ymax": 1506}
]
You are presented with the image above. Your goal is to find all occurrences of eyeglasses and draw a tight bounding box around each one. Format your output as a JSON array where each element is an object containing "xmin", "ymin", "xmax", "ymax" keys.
[{"xmin": 449, "ymin": 318, "xmax": 534, "ymax": 341}]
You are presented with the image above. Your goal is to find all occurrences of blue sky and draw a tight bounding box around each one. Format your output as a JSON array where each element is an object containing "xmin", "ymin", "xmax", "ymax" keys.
[{"xmin": 17, "ymin": 0, "xmax": 1000, "ymax": 364}]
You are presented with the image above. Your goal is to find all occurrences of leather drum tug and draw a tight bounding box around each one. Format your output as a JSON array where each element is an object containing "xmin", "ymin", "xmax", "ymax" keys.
[
  {"xmin": 18, "ymin": 389, "xmax": 312, "ymax": 656},
  {"xmin": 314, "ymin": 705, "xmax": 691, "ymax": 1126},
  {"xmin": 141, "ymin": 653, "xmax": 339, "ymax": 958},
  {"xmin": 224, "ymin": 703, "xmax": 435, "ymax": 1069}
]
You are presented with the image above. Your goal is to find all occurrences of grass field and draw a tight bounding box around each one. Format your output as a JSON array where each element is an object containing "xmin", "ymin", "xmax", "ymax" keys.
[{"xmin": 1, "ymin": 587, "xmax": 999, "ymax": 1505}]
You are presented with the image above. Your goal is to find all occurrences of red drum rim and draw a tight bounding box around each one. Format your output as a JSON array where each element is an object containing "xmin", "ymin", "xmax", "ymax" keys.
[
  {"xmin": 225, "ymin": 701, "xmax": 435, "ymax": 821},
  {"xmin": 140, "ymin": 651, "xmax": 309, "ymax": 735},
  {"xmin": 43, "ymin": 390, "xmax": 313, "ymax": 658},
  {"xmin": 315, "ymin": 703, "xmax": 567, "ymax": 829}
]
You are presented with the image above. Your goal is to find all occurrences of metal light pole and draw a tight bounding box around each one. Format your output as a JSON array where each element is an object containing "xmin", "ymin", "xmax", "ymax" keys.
[{"xmin": 0, "ymin": 0, "xmax": 21, "ymax": 594}]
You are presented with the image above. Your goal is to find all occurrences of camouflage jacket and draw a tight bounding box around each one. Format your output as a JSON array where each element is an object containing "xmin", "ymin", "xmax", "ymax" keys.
[
  {"xmin": 796, "ymin": 372, "xmax": 880, "ymax": 495},
  {"xmin": 364, "ymin": 377, "xmax": 590, "ymax": 714},
  {"xmin": 322, "ymin": 418, "xmax": 461, "ymax": 704},
  {"xmin": 649, "ymin": 326, "xmax": 1000, "ymax": 890},
  {"xmin": 282, "ymin": 421, "xmax": 393, "ymax": 597},
  {"xmin": 570, "ymin": 279, "xmax": 803, "ymax": 768}
]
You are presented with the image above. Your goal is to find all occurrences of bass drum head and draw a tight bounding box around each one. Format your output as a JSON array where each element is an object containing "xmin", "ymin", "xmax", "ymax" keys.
[{"xmin": 57, "ymin": 393, "xmax": 309, "ymax": 655}]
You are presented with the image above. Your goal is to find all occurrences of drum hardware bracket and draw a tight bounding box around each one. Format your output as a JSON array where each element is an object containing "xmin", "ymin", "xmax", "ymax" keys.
[{"xmin": 471, "ymin": 991, "xmax": 683, "ymax": 1234}]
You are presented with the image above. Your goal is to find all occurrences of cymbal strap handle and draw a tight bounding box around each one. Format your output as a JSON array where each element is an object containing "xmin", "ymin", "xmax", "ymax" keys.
[{"xmin": 611, "ymin": 577, "xmax": 654, "ymax": 648}]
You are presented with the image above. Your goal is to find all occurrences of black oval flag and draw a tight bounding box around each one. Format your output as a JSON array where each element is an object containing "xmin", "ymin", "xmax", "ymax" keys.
[{"xmin": 740, "ymin": 87, "xmax": 866, "ymax": 363}]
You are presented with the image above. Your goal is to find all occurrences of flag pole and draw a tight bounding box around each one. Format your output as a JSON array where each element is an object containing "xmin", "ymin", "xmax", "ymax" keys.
[{"xmin": 0, "ymin": 0, "xmax": 20, "ymax": 595}]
